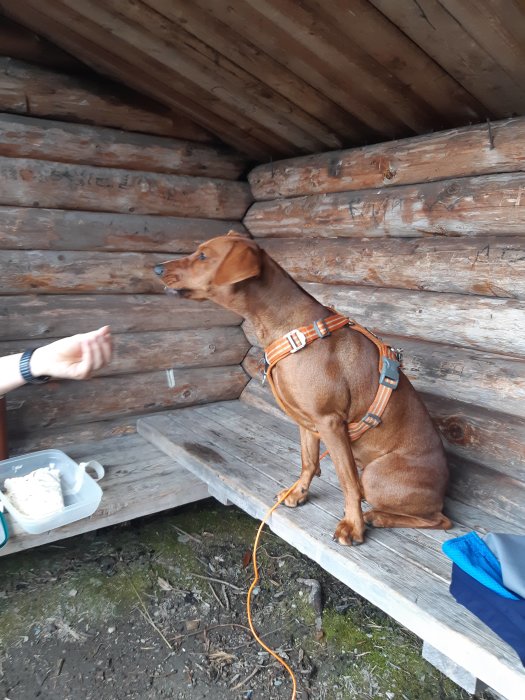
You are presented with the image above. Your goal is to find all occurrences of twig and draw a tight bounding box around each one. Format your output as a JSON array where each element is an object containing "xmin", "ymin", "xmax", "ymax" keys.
[
  {"xmin": 129, "ymin": 579, "xmax": 173, "ymax": 651},
  {"xmin": 208, "ymin": 582, "xmax": 226, "ymax": 609},
  {"xmin": 230, "ymin": 665, "xmax": 264, "ymax": 691},
  {"xmin": 221, "ymin": 584, "xmax": 230, "ymax": 611},
  {"xmin": 170, "ymin": 622, "xmax": 251, "ymax": 643},
  {"xmin": 189, "ymin": 572, "xmax": 245, "ymax": 592},
  {"xmin": 172, "ymin": 525, "xmax": 201, "ymax": 544}
]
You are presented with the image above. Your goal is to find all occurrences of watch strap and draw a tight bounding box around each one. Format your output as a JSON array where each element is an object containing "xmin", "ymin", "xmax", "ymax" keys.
[{"xmin": 19, "ymin": 349, "xmax": 51, "ymax": 385}]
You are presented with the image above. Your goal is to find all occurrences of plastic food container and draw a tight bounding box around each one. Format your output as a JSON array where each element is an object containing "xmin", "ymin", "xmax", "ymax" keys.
[{"xmin": 0, "ymin": 449, "xmax": 104, "ymax": 534}]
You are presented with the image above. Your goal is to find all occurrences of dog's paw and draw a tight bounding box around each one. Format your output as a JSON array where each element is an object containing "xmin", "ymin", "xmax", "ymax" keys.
[
  {"xmin": 333, "ymin": 517, "xmax": 365, "ymax": 546},
  {"xmin": 276, "ymin": 484, "xmax": 309, "ymax": 508}
]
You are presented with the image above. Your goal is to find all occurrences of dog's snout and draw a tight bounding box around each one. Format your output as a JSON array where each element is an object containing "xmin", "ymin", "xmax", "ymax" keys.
[{"xmin": 154, "ymin": 264, "xmax": 165, "ymax": 277}]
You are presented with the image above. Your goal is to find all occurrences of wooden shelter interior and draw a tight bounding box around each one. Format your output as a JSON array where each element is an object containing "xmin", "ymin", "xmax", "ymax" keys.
[{"xmin": 0, "ymin": 3, "xmax": 524, "ymax": 698}]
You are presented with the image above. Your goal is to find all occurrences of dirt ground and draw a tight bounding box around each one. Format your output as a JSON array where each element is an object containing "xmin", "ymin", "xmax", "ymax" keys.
[{"xmin": 0, "ymin": 500, "xmax": 493, "ymax": 700}]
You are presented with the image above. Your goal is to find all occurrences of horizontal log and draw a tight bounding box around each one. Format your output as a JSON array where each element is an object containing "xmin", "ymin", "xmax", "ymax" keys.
[
  {"xmin": 0, "ymin": 250, "xmax": 166, "ymax": 294},
  {"xmin": 0, "ymin": 157, "xmax": 252, "ymax": 218},
  {"xmin": 0, "ymin": 56, "xmax": 211, "ymax": 140},
  {"xmin": 304, "ymin": 284, "xmax": 525, "ymax": 357},
  {"xmin": 0, "ymin": 206, "xmax": 247, "ymax": 252},
  {"xmin": 242, "ymin": 337, "xmax": 525, "ymax": 420},
  {"xmin": 244, "ymin": 173, "xmax": 525, "ymax": 238},
  {"xmin": 424, "ymin": 394, "xmax": 525, "ymax": 480},
  {"xmin": 1, "ymin": 294, "xmax": 241, "ymax": 341},
  {"xmin": 447, "ymin": 457, "xmax": 525, "ymax": 525},
  {"xmin": 260, "ymin": 236, "xmax": 525, "ymax": 299},
  {"xmin": 239, "ymin": 378, "xmax": 525, "ymax": 482},
  {"xmin": 0, "ymin": 114, "xmax": 248, "ymax": 179},
  {"xmin": 249, "ymin": 117, "xmax": 525, "ymax": 199},
  {"xmin": 0, "ymin": 326, "xmax": 250, "ymax": 376},
  {"xmin": 6, "ymin": 365, "xmax": 248, "ymax": 436}
]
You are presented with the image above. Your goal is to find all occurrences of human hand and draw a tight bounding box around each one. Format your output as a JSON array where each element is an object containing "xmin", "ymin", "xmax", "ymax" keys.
[{"xmin": 30, "ymin": 326, "xmax": 112, "ymax": 380}]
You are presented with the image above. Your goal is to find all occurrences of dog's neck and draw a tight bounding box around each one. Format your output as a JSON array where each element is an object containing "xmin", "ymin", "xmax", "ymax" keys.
[{"xmin": 211, "ymin": 251, "xmax": 327, "ymax": 347}]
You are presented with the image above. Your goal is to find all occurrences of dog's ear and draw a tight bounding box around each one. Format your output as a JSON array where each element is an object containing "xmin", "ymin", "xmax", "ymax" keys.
[{"xmin": 212, "ymin": 238, "xmax": 261, "ymax": 285}]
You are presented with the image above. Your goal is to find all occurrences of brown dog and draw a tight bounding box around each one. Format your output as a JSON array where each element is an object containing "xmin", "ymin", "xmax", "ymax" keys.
[{"xmin": 154, "ymin": 231, "xmax": 451, "ymax": 545}]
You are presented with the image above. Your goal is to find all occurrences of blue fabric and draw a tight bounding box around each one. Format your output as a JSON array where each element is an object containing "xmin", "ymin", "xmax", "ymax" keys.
[
  {"xmin": 450, "ymin": 564, "xmax": 525, "ymax": 667},
  {"xmin": 484, "ymin": 533, "xmax": 525, "ymax": 599},
  {"xmin": 442, "ymin": 532, "xmax": 520, "ymax": 600}
]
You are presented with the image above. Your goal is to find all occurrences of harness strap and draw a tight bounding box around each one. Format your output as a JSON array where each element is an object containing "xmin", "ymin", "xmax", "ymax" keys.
[{"xmin": 263, "ymin": 313, "xmax": 401, "ymax": 443}]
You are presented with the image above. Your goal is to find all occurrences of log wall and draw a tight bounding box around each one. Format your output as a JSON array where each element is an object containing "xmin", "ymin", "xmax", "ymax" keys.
[
  {"xmin": 1, "ymin": 61, "xmax": 252, "ymax": 450},
  {"xmin": 243, "ymin": 117, "xmax": 525, "ymax": 514}
]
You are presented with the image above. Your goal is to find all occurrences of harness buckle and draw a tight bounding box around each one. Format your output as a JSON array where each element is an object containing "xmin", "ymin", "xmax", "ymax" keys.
[
  {"xmin": 261, "ymin": 354, "xmax": 270, "ymax": 386},
  {"xmin": 362, "ymin": 412, "xmax": 382, "ymax": 428},
  {"xmin": 313, "ymin": 318, "xmax": 331, "ymax": 338},
  {"xmin": 379, "ymin": 356, "xmax": 400, "ymax": 389},
  {"xmin": 284, "ymin": 328, "xmax": 307, "ymax": 353}
]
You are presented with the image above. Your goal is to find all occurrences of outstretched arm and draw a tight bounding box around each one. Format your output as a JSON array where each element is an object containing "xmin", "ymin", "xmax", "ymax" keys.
[{"xmin": 0, "ymin": 326, "xmax": 112, "ymax": 396}]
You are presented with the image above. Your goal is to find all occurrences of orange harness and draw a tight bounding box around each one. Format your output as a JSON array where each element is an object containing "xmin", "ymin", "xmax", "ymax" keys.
[{"xmin": 263, "ymin": 313, "xmax": 402, "ymax": 442}]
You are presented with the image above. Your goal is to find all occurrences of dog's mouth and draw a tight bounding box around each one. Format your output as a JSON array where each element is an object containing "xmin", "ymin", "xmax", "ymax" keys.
[{"xmin": 164, "ymin": 287, "xmax": 191, "ymax": 297}]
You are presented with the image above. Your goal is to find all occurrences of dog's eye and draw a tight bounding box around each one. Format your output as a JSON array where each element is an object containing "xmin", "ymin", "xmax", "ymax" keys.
[{"xmin": 198, "ymin": 252, "xmax": 207, "ymax": 261}]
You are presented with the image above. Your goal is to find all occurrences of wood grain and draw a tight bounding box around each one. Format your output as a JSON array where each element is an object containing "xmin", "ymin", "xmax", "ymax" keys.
[
  {"xmin": 0, "ymin": 157, "xmax": 252, "ymax": 218},
  {"xmin": 0, "ymin": 114, "xmax": 249, "ymax": 179},
  {"xmin": 259, "ymin": 236, "xmax": 525, "ymax": 300},
  {"xmin": 244, "ymin": 172, "xmax": 525, "ymax": 238},
  {"xmin": 0, "ymin": 57, "xmax": 210, "ymax": 140},
  {"xmin": 1, "ymin": 294, "xmax": 241, "ymax": 341},
  {"xmin": 0, "ymin": 206, "xmax": 247, "ymax": 252},
  {"xmin": 249, "ymin": 117, "xmax": 525, "ymax": 199}
]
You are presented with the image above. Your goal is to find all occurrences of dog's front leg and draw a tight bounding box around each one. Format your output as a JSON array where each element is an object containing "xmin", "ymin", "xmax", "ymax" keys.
[
  {"xmin": 277, "ymin": 425, "xmax": 320, "ymax": 507},
  {"xmin": 317, "ymin": 415, "xmax": 365, "ymax": 545}
]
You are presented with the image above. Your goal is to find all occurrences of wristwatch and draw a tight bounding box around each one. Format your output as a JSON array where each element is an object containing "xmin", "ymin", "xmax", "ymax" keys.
[{"xmin": 19, "ymin": 349, "xmax": 51, "ymax": 385}]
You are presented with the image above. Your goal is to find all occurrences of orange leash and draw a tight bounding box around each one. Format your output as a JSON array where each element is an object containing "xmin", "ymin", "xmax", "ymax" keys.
[{"xmin": 247, "ymin": 480, "xmax": 300, "ymax": 700}]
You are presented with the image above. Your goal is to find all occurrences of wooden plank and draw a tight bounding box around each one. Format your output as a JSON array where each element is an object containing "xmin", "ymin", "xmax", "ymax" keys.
[
  {"xmin": 137, "ymin": 406, "xmax": 525, "ymax": 700},
  {"xmin": 0, "ymin": 249, "xmax": 165, "ymax": 295},
  {"xmin": 3, "ymin": 0, "xmax": 289, "ymax": 159},
  {"xmin": 242, "ymin": 284, "xmax": 525, "ymax": 357},
  {"xmin": 0, "ymin": 326, "xmax": 250, "ymax": 376},
  {"xmin": 5, "ymin": 365, "xmax": 248, "ymax": 436},
  {"xmin": 0, "ymin": 157, "xmax": 252, "ymax": 218},
  {"xmin": 244, "ymin": 172, "xmax": 525, "ymax": 238},
  {"xmin": 113, "ymin": 0, "xmax": 343, "ymax": 154},
  {"xmin": 259, "ymin": 236, "xmax": 525, "ymax": 300},
  {"xmin": 0, "ymin": 432, "xmax": 208, "ymax": 556},
  {"xmin": 0, "ymin": 206, "xmax": 247, "ymax": 252},
  {"xmin": 145, "ymin": 0, "xmax": 365, "ymax": 145},
  {"xmin": 0, "ymin": 294, "xmax": 241, "ymax": 341},
  {"xmin": 249, "ymin": 117, "xmax": 525, "ymax": 200},
  {"xmin": 370, "ymin": 0, "xmax": 525, "ymax": 116},
  {"xmin": 0, "ymin": 15, "xmax": 84, "ymax": 72},
  {"xmin": 424, "ymin": 394, "xmax": 525, "ymax": 480},
  {"xmin": 0, "ymin": 114, "xmax": 248, "ymax": 179},
  {"xmin": 242, "ymin": 335, "xmax": 525, "ymax": 420},
  {"xmin": 0, "ymin": 57, "xmax": 210, "ymax": 141}
]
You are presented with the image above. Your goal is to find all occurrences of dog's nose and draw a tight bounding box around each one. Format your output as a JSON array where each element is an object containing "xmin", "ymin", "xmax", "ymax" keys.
[{"xmin": 154, "ymin": 264, "xmax": 165, "ymax": 277}]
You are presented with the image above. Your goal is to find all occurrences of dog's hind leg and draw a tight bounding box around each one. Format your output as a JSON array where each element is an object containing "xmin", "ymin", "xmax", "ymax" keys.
[
  {"xmin": 278, "ymin": 426, "xmax": 320, "ymax": 507},
  {"xmin": 364, "ymin": 510, "xmax": 452, "ymax": 529}
]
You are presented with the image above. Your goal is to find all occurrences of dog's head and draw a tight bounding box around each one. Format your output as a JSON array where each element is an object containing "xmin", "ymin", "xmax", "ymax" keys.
[{"xmin": 154, "ymin": 230, "xmax": 261, "ymax": 300}]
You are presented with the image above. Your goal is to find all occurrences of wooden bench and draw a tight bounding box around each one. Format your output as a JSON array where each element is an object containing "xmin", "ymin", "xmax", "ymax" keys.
[
  {"xmin": 137, "ymin": 394, "xmax": 525, "ymax": 700},
  {"xmin": 0, "ymin": 427, "xmax": 209, "ymax": 557}
]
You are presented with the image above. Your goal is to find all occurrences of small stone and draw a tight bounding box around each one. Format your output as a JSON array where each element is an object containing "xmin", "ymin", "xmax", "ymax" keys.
[
  {"xmin": 107, "ymin": 627, "xmax": 115, "ymax": 634},
  {"xmin": 68, "ymin": 589, "xmax": 78, "ymax": 597}
]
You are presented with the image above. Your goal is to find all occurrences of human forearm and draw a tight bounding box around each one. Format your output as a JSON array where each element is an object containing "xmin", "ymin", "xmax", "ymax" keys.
[{"xmin": 0, "ymin": 348, "xmax": 49, "ymax": 396}]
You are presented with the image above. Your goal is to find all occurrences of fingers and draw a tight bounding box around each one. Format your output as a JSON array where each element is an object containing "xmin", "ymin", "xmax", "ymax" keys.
[{"xmin": 73, "ymin": 327, "xmax": 112, "ymax": 380}]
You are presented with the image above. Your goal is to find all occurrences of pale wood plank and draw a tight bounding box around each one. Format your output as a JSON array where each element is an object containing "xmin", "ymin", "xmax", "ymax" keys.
[
  {"xmin": 249, "ymin": 117, "xmax": 525, "ymax": 200},
  {"xmin": 0, "ymin": 114, "xmax": 248, "ymax": 179},
  {"xmin": 259, "ymin": 235, "xmax": 525, "ymax": 300},
  {"xmin": 0, "ymin": 157, "xmax": 252, "ymax": 219},
  {"xmin": 0, "ymin": 57, "xmax": 210, "ymax": 140},
  {"xmin": 0, "ymin": 294, "xmax": 241, "ymax": 341},
  {"xmin": 0, "ymin": 432, "xmax": 208, "ymax": 556},
  {"xmin": 0, "ymin": 326, "xmax": 250, "ymax": 376},
  {"xmin": 137, "ymin": 406, "xmax": 525, "ymax": 700},
  {"xmin": 244, "ymin": 172, "xmax": 525, "ymax": 238},
  {"xmin": 0, "ymin": 206, "xmax": 247, "ymax": 253},
  {"xmin": 6, "ymin": 365, "xmax": 248, "ymax": 436}
]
